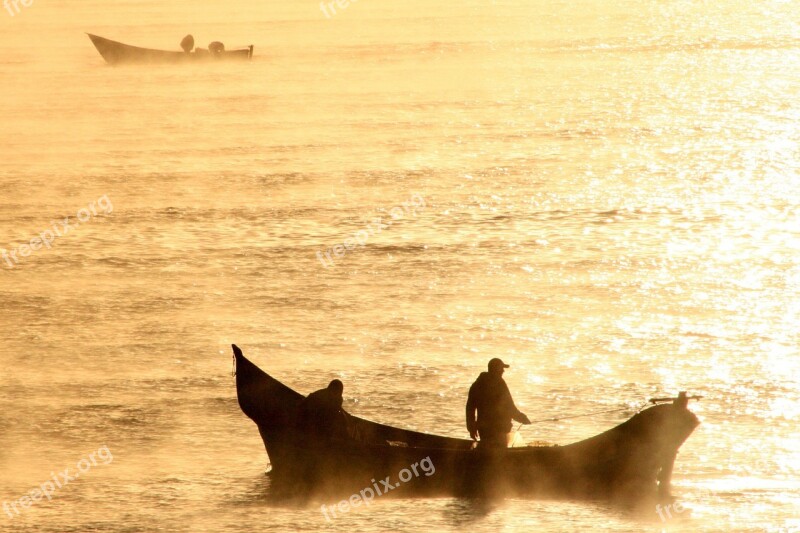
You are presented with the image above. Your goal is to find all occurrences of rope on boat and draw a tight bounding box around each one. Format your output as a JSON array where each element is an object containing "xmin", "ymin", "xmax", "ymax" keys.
[{"xmin": 524, "ymin": 401, "xmax": 650, "ymax": 425}]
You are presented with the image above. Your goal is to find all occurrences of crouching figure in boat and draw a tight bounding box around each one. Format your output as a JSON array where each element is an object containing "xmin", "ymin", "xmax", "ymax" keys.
[{"xmin": 296, "ymin": 379, "xmax": 350, "ymax": 443}]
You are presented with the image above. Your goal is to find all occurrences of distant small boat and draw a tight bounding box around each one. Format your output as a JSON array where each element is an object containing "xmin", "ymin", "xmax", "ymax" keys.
[
  {"xmin": 231, "ymin": 344, "xmax": 700, "ymax": 504},
  {"xmin": 87, "ymin": 33, "xmax": 253, "ymax": 65}
]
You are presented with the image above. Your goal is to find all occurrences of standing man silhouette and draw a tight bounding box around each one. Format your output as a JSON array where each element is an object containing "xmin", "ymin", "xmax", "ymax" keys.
[{"xmin": 466, "ymin": 358, "xmax": 531, "ymax": 448}]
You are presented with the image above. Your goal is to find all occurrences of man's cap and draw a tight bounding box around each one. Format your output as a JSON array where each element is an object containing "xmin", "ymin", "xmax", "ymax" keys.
[{"xmin": 488, "ymin": 358, "xmax": 510, "ymax": 371}]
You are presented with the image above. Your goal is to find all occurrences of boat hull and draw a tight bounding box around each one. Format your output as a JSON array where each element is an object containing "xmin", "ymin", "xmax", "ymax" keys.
[
  {"xmin": 232, "ymin": 346, "xmax": 699, "ymax": 503},
  {"xmin": 87, "ymin": 34, "xmax": 253, "ymax": 65}
]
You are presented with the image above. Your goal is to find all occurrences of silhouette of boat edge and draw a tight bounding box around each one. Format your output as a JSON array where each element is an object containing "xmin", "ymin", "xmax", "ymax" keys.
[
  {"xmin": 232, "ymin": 345, "xmax": 699, "ymax": 503},
  {"xmin": 87, "ymin": 34, "xmax": 253, "ymax": 65}
]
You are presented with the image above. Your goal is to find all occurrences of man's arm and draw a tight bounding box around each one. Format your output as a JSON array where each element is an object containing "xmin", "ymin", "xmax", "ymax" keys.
[
  {"xmin": 465, "ymin": 384, "xmax": 478, "ymax": 440},
  {"xmin": 504, "ymin": 382, "xmax": 531, "ymax": 425},
  {"xmin": 512, "ymin": 410, "xmax": 531, "ymax": 425}
]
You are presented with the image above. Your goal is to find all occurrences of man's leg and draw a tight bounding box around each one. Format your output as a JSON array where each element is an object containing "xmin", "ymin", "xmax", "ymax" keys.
[{"xmin": 477, "ymin": 430, "xmax": 509, "ymax": 449}]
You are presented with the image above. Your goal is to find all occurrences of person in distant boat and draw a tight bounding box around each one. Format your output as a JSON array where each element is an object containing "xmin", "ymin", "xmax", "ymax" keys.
[
  {"xmin": 466, "ymin": 358, "xmax": 531, "ymax": 448},
  {"xmin": 180, "ymin": 34, "xmax": 194, "ymax": 53},
  {"xmin": 297, "ymin": 379, "xmax": 349, "ymax": 442},
  {"xmin": 208, "ymin": 41, "xmax": 225, "ymax": 56}
]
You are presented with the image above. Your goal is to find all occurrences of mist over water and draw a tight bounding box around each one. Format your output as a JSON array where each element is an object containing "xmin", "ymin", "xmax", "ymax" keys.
[{"xmin": 1, "ymin": 0, "xmax": 799, "ymax": 531}]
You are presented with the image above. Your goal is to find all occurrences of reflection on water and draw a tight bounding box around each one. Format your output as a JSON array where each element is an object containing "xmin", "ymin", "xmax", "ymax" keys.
[{"xmin": 2, "ymin": 0, "xmax": 800, "ymax": 531}]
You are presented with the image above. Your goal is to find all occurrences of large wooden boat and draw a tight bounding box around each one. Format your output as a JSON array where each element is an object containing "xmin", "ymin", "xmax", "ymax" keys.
[
  {"xmin": 87, "ymin": 34, "xmax": 253, "ymax": 65},
  {"xmin": 232, "ymin": 344, "xmax": 699, "ymax": 504}
]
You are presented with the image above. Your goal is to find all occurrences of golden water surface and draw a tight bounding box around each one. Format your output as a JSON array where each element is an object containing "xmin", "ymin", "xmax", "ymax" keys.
[{"xmin": 1, "ymin": 1, "xmax": 799, "ymax": 531}]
